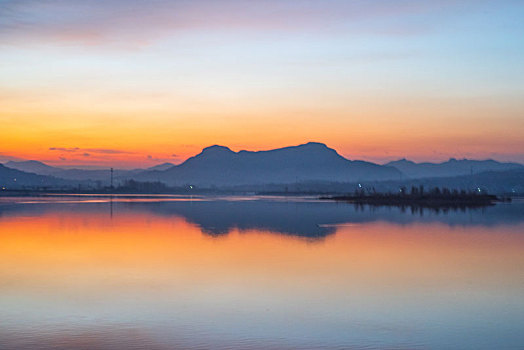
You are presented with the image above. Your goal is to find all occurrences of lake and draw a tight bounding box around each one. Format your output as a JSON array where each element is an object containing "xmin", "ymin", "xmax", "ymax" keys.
[{"xmin": 0, "ymin": 195, "xmax": 523, "ymax": 349}]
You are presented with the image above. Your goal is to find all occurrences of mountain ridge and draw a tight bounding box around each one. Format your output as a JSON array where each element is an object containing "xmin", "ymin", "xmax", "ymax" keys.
[
  {"xmin": 386, "ymin": 158, "xmax": 523, "ymax": 178},
  {"xmin": 134, "ymin": 142, "xmax": 401, "ymax": 186}
]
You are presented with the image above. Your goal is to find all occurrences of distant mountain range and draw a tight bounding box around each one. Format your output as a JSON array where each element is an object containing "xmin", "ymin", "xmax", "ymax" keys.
[
  {"xmin": 4, "ymin": 160, "xmax": 59, "ymax": 176},
  {"xmin": 1, "ymin": 142, "xmax": 523, "ymax": 192},
  {"xmin": 0, "ymin": 164, "xmax": 72, "ymax": 188},
  {"xmin": 386, "ymin": 158, "xmax": 523, "ymax": 178},
  {"xmin": 4, "ymin": 160, "xmax": 144, "ymax": 183}
]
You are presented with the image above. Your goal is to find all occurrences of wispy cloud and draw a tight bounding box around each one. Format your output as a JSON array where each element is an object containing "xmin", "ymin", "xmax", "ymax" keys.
[
  {"xmin": 49, "ymin": 147, "xmax": 80, "ymax": 153},
  {"xmin": 85, "ymin": 148, "xmax": 134, "ymax": 154},
  {"xmin": 49, "ymin": 147, "xmax": 133, "ymax": 154},
  {"xmin": 0, "ymin": 0, "xmax": 484, "ymax": 47}
]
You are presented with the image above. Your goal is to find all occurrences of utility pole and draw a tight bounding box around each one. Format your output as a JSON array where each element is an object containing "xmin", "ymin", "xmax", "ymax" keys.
[{"xmin": 110, "ymin": 167, "xmax": 114, "ymax": 190}]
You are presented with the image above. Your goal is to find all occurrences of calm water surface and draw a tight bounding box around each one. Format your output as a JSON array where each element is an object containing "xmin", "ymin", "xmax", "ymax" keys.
[{"xmin": 0, "ymin": 195, "xmax": 523, "ymax": 349}]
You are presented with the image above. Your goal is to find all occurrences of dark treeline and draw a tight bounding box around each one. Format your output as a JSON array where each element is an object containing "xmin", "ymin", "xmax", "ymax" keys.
[
  {"xmin": 115, "ymin": 179, "xmax": 170, "ymax": 193},
  {"xmin": 321, "ymin": 185, "xmax": 507, "ymax": 209},
  {"xmin": 0, "ymin": 180, "xmax": 195, "ymax": 195}
]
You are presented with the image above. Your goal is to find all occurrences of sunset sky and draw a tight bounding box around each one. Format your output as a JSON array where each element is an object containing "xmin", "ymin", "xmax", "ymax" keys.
[{"xmin": 1, "ymin": 0, "xmax": 523, "ymax": 168}]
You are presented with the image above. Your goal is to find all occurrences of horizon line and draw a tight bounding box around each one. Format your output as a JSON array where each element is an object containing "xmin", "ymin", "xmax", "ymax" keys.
[{"xmin": 2, "ymin": 141, "xmax": 523, "ymax": 170}]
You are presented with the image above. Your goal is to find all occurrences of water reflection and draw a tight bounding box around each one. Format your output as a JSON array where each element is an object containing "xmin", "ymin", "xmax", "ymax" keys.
[
  {"xmin": 0, "ymin": 196, "xmax": 523, "ymax": 238},
  {"xmin": 0, "ymin": 196, "xmax": 523, "ymax": 349}
]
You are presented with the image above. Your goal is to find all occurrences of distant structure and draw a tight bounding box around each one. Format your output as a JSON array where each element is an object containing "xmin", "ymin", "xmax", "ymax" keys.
[{"xmin": 110, "ymin": 167, "xmax": 114, "ymax": 189}]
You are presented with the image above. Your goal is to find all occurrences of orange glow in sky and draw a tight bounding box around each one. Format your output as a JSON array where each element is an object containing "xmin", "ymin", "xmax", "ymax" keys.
[{"xmin": 1, "ymin": 0, "xmax": 523, "ymax": 167}]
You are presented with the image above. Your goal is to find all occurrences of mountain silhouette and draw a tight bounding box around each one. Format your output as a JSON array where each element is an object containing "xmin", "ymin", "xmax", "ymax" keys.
[
  {"xmin": 0, "ymin": 164, "xmax": 71, "ymax": 188},
  {"xmin": 135, "ymin": 142, "xmax": 401, "ymax": 186},
  {"xmin": 5, "ymin": 160, "xmax": 60, "ymax": 176},
  {"xmin": 146, "ymin": 162, "xmax": 175, "ymax": 171},
  {"xmin": 4, "ymin": 146, "xmax": 524, "ymax": 190},
  {"xmin": 386, "ymin": 158, "xmax": 523, "ymax": 179},
  {"xmin": 4, "ymin": 160, "xmax": 139, "ymax": 183}
]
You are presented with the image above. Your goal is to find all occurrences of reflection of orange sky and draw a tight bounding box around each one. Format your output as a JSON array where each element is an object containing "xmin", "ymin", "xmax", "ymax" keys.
[{"xmin": 1, "ymin": 211, "xmax": 524, "ymax": 298}]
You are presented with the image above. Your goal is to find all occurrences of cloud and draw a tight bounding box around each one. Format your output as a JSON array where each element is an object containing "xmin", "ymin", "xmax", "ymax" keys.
[
  {"xmin": 49, "ymin": 147, "xmax": 80, "ymax": 152},
  {"xmin": 49, "ymin": 147, "xmax": 133, "ymax": 155},
  {"xmin": 84, "ymin": 148, "xmax": 134, "ymax": 154},
  {"xmin": 0, "ymin": 0, "xmax": 486, "ymax": 47}
]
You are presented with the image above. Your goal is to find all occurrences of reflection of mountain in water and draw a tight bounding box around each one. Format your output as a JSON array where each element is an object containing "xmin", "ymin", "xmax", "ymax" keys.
[{"xmin": 0, "ymin": 197, "xmax": 523, "ymax": 238}]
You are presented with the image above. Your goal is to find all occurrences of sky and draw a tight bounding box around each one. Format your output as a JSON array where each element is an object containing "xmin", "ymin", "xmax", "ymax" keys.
[{"xmin": 1, "ymin": 0, "xmax": 523, "ymax": 168}]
